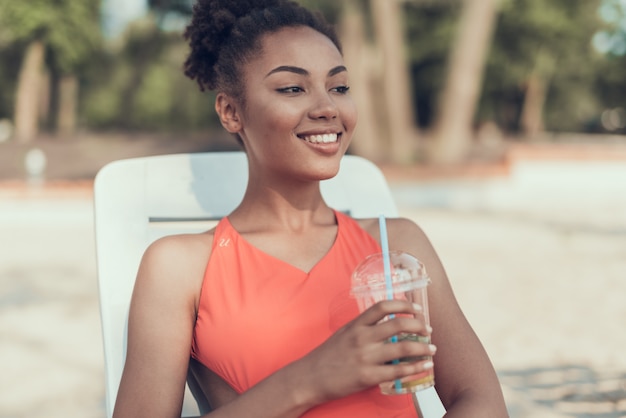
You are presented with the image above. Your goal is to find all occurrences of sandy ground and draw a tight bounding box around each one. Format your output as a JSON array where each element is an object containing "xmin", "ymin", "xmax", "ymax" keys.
[{"xmin": 1, "ymin": 157, "xmax": 625, "ymax": 418}]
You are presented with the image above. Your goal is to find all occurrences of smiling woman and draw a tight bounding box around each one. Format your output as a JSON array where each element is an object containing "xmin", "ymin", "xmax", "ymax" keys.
[
  {"xmin": 111, "ymin": 1, "xmax": 508, "ymax": 418},
  {"xmin": 214, "ymin": 25, "xmax": 356, "ymax": 181}
]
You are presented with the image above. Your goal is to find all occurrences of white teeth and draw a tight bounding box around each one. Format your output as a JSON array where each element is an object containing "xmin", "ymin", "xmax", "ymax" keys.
[{"xmin": 302, "ymin": 133, "xmax": 338, "ymax": 144}]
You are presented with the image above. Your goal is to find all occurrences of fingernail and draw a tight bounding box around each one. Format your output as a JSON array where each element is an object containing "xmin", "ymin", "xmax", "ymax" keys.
[
  {"xmin": 423, "ymin": 361, "xmax": 434, "ymax": 370},
  {"xmin": 426, "ymin": 324, "xmax": 433, "ymax": 333},
  {"xmin": 428, "ymin": 344, "xmax": 437, "ymax": 353},
  {"xmin": 412, "ymin": 303, "xmax": 423, "ymax": 312}
]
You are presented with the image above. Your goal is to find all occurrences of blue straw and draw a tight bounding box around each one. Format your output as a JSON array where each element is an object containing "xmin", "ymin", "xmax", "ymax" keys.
[{"xmin": 379, "ymin": 215, "xmax": 402, "ymax": 393}]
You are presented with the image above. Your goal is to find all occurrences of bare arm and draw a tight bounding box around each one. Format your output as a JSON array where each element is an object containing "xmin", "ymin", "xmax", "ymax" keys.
[
  {"xmin": 113, "ymin": 234, "xmax": 435, "ymax": 418},
  {"xmin": 113, "ymin": 236, "xmax": 203, "ymax": 417},
  {"xmin": 114, "ymin": 235, "xmax": 317, "ymax": 418},
  {"xmin": 387, "ymin": 218, "xmax": 509, "ymax": 417}
]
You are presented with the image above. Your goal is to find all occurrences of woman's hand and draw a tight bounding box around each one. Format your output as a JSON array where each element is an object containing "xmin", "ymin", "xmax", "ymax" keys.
[{"xmin": 292, "ymin": 299, "xmax": 436, "ymax": 406}]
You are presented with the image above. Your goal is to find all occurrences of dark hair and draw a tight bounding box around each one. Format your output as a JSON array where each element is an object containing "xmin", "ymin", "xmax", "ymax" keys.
[{"xmin": 183, "ymin": 0, "xmax": 341, "ymax": 100}]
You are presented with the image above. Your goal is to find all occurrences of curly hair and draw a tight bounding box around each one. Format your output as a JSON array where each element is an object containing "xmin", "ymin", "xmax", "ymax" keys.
[{"xmin": 183, "ymin": 0, "xmax": 341, "ymax": 100}]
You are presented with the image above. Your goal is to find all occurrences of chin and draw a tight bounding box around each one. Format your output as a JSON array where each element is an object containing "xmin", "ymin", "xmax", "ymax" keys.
[{"xmin": 308, "ymin": 165, "xmax": 341, "ymax": 182}]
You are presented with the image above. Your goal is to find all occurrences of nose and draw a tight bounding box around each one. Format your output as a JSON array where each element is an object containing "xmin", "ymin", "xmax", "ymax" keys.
[{"xmin": 308, "ymin": 91, "xmax": 338, "ymax": 120}]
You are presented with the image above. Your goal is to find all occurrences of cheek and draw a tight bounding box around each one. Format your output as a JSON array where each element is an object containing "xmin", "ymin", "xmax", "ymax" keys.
[
  {"xmin": 341, "ymin": 99, "xmax": 358, "ymax": 133},
  {"xmin": 241, "ymin": 107, "xmax": 286, "ymax": 147},
  {"xmin": 255, "ymin": 102, "xmax": 301, "ymax": 135}
]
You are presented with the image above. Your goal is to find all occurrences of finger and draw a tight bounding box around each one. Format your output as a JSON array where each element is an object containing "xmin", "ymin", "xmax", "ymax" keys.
[
  {"xmin": 379, "ymin": 340, "xmax": 437, "ymax": 364},
  {"xmin": 375, "ymin": 339, "xmax": 437, "ymax": 366},
  {"xmin": 388, "ymin": 359, "xmax": 435, "ymax": 384},
  {"xmin": 371, "ymin": 357, "xmax": 435, "ymax": 385},
  {"xmin": 371, "ymin": 316, "xmax": 430, "ymax": 342},
  {"xmin": 356, "ymin": 300, "xmax": 423, "ymax": 326}
]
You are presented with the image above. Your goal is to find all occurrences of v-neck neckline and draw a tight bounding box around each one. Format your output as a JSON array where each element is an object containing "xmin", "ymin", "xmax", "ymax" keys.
[{"xmin": 224, "ymin": 210, "xmax": 341, "ymax": 276}]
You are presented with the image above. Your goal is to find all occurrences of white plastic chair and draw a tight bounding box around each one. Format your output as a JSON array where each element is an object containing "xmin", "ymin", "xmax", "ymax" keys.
[{"xmin": 93, "ymin": 151, "xmax": 445, "ymax": 418}]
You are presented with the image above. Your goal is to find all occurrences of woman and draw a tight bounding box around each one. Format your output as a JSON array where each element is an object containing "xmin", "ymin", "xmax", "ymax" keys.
[{"xmin": 113, "ymin": 1, "xmax": 508, "ymax": 417}]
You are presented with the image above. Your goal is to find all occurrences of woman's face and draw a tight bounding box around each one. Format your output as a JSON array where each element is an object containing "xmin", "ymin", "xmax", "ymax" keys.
[{"xmin": 230, "ymin": 26, "xmax": 357, "ymax": 182}]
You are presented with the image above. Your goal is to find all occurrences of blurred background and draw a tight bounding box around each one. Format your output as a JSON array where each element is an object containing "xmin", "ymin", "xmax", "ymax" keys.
[
  {"xmin": 0, "ymin": 0, "xmax": 625, "ymax": 417},
  {"xmin": 0, "ymin": 0, "xmax": 625, "ymax": 167}
]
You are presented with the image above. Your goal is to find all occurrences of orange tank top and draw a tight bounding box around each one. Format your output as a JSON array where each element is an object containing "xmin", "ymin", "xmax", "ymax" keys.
[{"xmin": 191, "ymin": 210, "xmax": 419, "ymax": 417}]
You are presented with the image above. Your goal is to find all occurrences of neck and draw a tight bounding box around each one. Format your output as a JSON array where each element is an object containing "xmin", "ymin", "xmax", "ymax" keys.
[{"xmin": 230, "ymin": 173, "xmax": 334, "ymax": 232}]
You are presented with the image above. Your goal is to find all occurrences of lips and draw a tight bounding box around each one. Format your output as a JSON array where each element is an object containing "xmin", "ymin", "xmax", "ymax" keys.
[{"xmin": 298, "ymin": 133, "xmax": 339, "ymax": 144}]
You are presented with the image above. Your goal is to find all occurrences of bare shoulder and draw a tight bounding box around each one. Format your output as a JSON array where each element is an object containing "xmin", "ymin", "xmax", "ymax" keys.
[
  {"xmin": 135, "ymin": 230, "xmax": 216, "ymax": 304},
  {"xmin": 142, "ymin": 230, "xmax": 214, "ymax": 265},
  {"xmin": 386, "ymin": 217, "xmax": 431, "ymax": 252},
  {"xmin": 355, "ymin": 216, "xmax": 430, "ymax": 252}
]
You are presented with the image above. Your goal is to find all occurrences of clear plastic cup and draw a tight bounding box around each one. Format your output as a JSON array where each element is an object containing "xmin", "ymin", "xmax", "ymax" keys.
[{"xmin": 351, "ymin": 250, "xmax": 434, "ymax": 395}]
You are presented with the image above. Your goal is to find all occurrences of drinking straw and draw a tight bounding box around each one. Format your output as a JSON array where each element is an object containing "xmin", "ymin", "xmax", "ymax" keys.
[{"xmin": 379, "ymin": 215, "xmax": 402, "ymax": 393}]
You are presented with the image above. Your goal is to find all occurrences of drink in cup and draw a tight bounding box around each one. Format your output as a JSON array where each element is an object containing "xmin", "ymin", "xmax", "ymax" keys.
[{"xmin": 351, "ymin": 250, "xmax": 434, "ymax": 395}]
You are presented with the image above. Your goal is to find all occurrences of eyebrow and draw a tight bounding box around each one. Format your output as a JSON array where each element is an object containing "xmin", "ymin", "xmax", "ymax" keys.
[
  {"xmin": 264, "ymin": 65, "xmax": 347, "ymax": 78},
  {"xmin": 328, "ymin": 65, "xmax": 347, "ymax": 77}
]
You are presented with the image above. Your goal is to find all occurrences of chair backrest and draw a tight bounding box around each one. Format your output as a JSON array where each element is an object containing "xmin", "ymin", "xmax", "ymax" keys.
[{"xmin": 93, "ymin": 151, "xmax": 444, "ymax": 417}]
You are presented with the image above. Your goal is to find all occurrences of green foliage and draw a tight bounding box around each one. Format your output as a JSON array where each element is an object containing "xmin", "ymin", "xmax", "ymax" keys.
[
  {"xmin": 132, "ymin": 65, "xmax": 174, "ymax": 127},
  {"xmin": 594, "ymin": 54, "xmax": 626, "ymax": 107},
  {"xmin": 0, "ymin": 43, "xmax": 22, "ymax": 119},
  {"xmin": 0, "ymin": 0, "xmax": 101, "ymax": 73},
  {"xmin": 81, "ymin": 21, "xmax": 217, "ymax": 131},
  {"xmin": 594, "ymin": 0, "xmax": 626, "ymax": 55},
  {"xmin": 403, "ymin": 2, "xmax": 462, "ymax": 127},
  {"xmin": 2, "ymin": 0, "xmax": 625, "ymax": 135},
  {"xmin": 296, "ymin": 0, "xmax": 343, "ymax": 25},
  {"xmin": 149, "ymin": 0, "xmax": 193, "ymax": 15},
  {"xmin": 396, "ymin": 0, "xmax": 625, "ymax": 134},
  {"xmin": 484, "ymin": 0, "xmax": 605, "ymax": 132},
  {"xmin": 81, "ymin": 51, "xmax": 129, "ymax": 128}
]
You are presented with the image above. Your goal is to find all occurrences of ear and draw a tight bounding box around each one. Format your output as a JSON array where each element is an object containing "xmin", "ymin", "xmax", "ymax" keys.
[{"xmin": 215, "ymin": 93, "xmax": 243, "ymax": 134}]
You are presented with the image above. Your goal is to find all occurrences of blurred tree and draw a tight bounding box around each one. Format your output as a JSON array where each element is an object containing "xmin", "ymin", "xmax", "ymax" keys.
[
  {"xmin": 149, "ymin": 0, "xmax": 193, "ymax": 15},
  {"xmin": 337, "ymin": 0, "xmax": 383, "ymax": 161},
  {"xmin": 404, "ymin": 1, "xmax": 461, "ymax": 132},
  {"xmin": 82, "ymin": 18, "xmax": 218, "ymax": 132},
  {"xmin": 591, "ymin": 0, "xmax": 626, "ymax": 133},
  {"xmin": 9, "ymin": 0, "xmax": 613, "ymax": 155},
  {"xmin": 0, "ymin": 44, "xmax": 22, "ymax": 122},
  {"xmin": 481, "ymin": 0, "xmax": 603, "ymax": 135},
  {"xmin": 370, "ymin": 0, "xmax": 419, "ymax": 164},
  {"xmin": 404, "ymin": 0, "xmax": 612, "ymax": 158},
  {"xmin": 429, "ymin": 0, "xmax": 500, "ymax": 164},
  {"xmin": 118, "ymin": 21, "xmax": 170, "ymax": 129},
  {"xmin": 297, "ymin": 0, "xmax": 343, "ymax": 24},
  {"xmin": 593, "ymin": 0, "xmax": 626, "ymax": 56},
  {"xmin": 149, "ymin": 0, "xmax": 193, "ymax": 32},
  {"xmin": 0, "ymin": 0, "xmax": 101, "ymax": 141}
]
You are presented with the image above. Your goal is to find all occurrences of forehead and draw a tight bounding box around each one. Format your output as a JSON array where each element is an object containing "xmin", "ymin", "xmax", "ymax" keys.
[{"xmin": 251, "ymin": 26, "xmax": 344, "ymax": 74}]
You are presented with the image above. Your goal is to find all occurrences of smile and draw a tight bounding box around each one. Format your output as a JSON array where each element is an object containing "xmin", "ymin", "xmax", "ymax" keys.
[{"xmin": 299, "ymin": 133, "xmax": 339, "ymax": 144}]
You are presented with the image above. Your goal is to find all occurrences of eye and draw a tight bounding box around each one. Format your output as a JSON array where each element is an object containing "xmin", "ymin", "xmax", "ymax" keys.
[
  {"xmin": 276, "ymin": 86, "xmax": 304, "ymax": 94},
  {"xmin": 331, "ymin": 85, "xmax": 350, "ymax": 94}
]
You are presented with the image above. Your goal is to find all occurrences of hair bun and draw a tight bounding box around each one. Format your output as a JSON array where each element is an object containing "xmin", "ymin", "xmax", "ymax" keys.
[
  {"xmin": 183, "ymin": 0, "xmax": 339, "ymax": 95},
  {"xmin": 184, "ymin": 0, "xmax": 285, "ymax": 91}
]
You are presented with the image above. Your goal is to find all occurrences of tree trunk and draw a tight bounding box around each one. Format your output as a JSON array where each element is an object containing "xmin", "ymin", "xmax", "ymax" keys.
[
  {"xmin": 520, "ymin": 73, "xmax": 546, "ymax": 140},
  {"xmin": 39, "ymin": 69, "xmax": 51, "ymax": 127},
  {"xmin": 339, "ymin": 0, "xmax": 382, "ymax": 161},
  {"xmin": 429, "ymin": 0, "xmax": 499, "ymax": 164},
  {"xmin": 520, "ymin": 49, "xmax": 553, "ymax": 140},
  {"xmin": 370, "ymin": 0, "xmax": 418, "ymax": 165},
  {"xmin": 57, "ymin": 75, "xmax": 79, "ymax": 137},
  {"xmin": 14, "ymin": 40, "xmax": 45, "ymax": 143}
]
